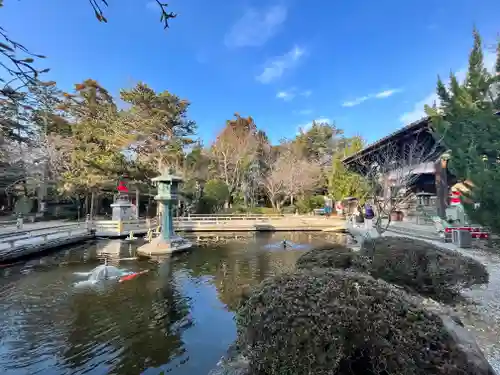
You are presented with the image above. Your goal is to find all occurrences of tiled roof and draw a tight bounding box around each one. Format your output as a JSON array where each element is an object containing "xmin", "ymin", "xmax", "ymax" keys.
[{"xmin": 343, "ymin": 117, "xmax": 431, "ymax": 164}]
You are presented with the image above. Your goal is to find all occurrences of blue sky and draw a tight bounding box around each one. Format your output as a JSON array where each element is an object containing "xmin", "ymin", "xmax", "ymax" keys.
[{"xmin": 2, "ymin": 0, "xmax": 500, "ymax": 145}]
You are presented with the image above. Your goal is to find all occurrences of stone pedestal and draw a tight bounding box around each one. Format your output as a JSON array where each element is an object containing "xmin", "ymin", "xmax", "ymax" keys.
[
  {"xmin": 111, "ymin": 197, "xmax": 134, "ymax": 221},
  {"xmin": 137, "ymin": 235, "xmax": 193, "ymax": 256}
]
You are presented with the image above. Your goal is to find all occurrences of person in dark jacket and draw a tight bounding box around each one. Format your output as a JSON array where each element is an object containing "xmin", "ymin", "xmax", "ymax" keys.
[
  {"xmin": 354, "ymin": 205, "xmax": 365, "ymax": 225},
  {"xmin": 365, "ymin": 204, "xmax": 375, "ymax": 229}
]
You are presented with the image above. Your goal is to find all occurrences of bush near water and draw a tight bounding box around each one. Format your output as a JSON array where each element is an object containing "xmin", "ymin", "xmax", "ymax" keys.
[
  {"xmin": 363, "ymin": 236, "xmax": 489, "ymax": 300},
  {"xmin": 297, "ymin": 236, "xmax": 489, "ymax": 301},
  {"xmin": 234, "ymin": 237, "xmax": 491, "ymax": 375}
]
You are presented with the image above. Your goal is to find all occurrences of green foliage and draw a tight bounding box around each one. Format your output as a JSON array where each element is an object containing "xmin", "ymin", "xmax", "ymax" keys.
[
  {"xmin": 198, "ymin": 179, "xmax": 230, "ymax": 213},
  {"xmin": 426, "ymin": 29, "xmax": 500, "ymax": 233},
  {"xmin": 53, "ymin": 79, "xmax": 131, "ymax": 194},
  {"xmin": 328, "ymin": 138, "xmax": 368, "ymax": 201},
  {"xmin": 236, "ymin": 269, "xmax": 479, "ymax": 375},
  {"xmin": 119, "ymin": 82, "xmax": 197, "ymax": 177},
  {"xmin": 294, "ymin": 121, "xmax": 343, "ymax": 161},
  {"xmin": 295, "ymin": 195, "xmax": 324, "ymax": 214},
  {"xmin": 257, "ymin": 207, "xmax": 280, "ymax": 215}
]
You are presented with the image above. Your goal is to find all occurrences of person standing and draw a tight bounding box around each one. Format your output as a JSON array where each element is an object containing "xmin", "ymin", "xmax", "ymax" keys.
[
  {"xmin": 354, "ymin": 205, "xmax": 365, "ymax": 227},
  {"xmin": 365, "ymin": 204, "xmax": 375, "ymax": 230}
]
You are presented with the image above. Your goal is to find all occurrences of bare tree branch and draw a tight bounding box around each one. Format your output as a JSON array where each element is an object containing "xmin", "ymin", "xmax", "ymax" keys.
[{"xmin": 355, "ymin": 131, "xmax": 441, "ymax": 234}]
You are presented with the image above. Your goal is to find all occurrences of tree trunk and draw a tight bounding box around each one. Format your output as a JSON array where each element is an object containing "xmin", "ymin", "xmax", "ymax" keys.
[
  {"xmin": 84, "ymin": 194, "xmax": 89, "ymax": 216},
  {"xmin": 90, "ymin": 191, "xmax": 96, "ymax": 219},
  {"xmin": 435, "ymin": 158, "xmax": 448, "ymax": 219},
  {"xmin": 290, "ymin": 195, "xmax": 294, "ymax": 206},
  {"xmin": 270, "ymin": 197, "xmax": 277, "ymax": 210}
]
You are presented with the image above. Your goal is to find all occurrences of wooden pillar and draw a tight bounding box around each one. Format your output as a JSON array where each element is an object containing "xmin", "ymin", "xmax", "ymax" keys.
[
  {"xmin": 434, "ymin": 158, "xmax": 448, "ymax": 219},
  {"xmin": 135, "ymin": 188, "xmax": 140, "ymax": 219}
]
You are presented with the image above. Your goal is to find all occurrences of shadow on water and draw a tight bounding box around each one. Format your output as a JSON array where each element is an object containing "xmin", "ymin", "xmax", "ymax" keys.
[{"xmin": 0, "ymin": 231, "xmax": 343, "ymax": 375}]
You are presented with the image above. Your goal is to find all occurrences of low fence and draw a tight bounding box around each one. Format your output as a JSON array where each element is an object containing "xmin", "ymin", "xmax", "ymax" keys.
[
  {"xmin": 0, "ymin": 222, "xmax": 91, "ymax": 261},
  {"xmin": 175, "ymin": 214, "xmax": 285, "ymax": 223},
  {"xmin": 182, "ymin": 213, "xmax": 285, "ymax": 219},
  {"xmin": 92, "ymin": 218, "xmax": 159, "ymax": 237}
]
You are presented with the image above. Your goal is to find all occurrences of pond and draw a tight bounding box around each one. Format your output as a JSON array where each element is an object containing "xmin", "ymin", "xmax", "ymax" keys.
[{"xmin": 0, "ymin": 231, "xmax": 344, "ymax": 375}]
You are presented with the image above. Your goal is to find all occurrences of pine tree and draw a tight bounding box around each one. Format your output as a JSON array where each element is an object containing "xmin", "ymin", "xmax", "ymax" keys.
[{"xmin": 426, "ymin": 30, "xmax": 500, "ymax": 233}]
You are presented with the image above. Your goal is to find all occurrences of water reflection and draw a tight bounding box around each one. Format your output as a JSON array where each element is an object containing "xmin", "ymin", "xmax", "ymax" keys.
[{"xmin": 0, "ymin": 231, "xmax": 336, "ymax": 375}]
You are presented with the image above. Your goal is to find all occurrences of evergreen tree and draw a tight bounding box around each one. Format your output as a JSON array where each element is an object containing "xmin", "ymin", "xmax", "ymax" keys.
[
  {"xmin": 327, "ymin": 136, "xmax": 367, "ymax": 201},
  {"xmin": 426, "ymin": 30, "xmax": 500, "ymax": 233}
]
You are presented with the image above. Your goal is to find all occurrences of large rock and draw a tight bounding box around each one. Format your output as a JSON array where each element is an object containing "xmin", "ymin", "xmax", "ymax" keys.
[{"xmin": 236, "ymin": 269, "xmax": 494, "ymax": 375}]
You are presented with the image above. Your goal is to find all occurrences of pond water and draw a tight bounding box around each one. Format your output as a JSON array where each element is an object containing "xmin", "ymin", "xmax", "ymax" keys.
[{"xmin": 0, "ymin": 232, "xmax": 343, "ymax": 375}]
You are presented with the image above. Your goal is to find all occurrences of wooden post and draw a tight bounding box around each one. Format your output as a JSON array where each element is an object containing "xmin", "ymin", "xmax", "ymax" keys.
[
  {"xmin": 435, "ymin": 158, "xmax": 448, "ymax": 219},
  {"xmin": 135, "ymin": 188, "xmax": 140, "ymax": 220}
]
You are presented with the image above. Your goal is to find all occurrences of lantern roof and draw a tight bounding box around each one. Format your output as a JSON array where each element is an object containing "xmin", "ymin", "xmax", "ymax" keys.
[{"xmin": 151, "ymin": 169, "xmax": 184, "ymax": 183}]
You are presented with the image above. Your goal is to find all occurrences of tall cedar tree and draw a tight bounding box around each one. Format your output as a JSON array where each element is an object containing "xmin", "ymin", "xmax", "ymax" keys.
[{"xmin": 426, "ymin": 29, "xmax": 500, "ymax": 233}]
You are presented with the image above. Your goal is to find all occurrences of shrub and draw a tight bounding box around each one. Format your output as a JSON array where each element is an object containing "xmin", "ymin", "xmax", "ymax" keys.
[
  {"xmin": 296, "ymin": 195, "xmax": 325, "ymax": 214},
  {"xmin": 282, "ymin": 204, "xmax": 296, "ymax": 215},
  {"xmin": 296, "ymin": 243, "xmax": 369, "ymax": 272},
  {"xmin": 362, "ymin": 236, "xmax": 489, "ymax": 300},
  {"xmin": 260, "ymin": 207, "xmax": 280, "ymax": 215},
  {"xmin": 237, "ymin": 269, "xmax": 483, "ymax": 375},
  {"xmin": 204, "ymin": 179, "xmax": 230, "ymax": 209}
]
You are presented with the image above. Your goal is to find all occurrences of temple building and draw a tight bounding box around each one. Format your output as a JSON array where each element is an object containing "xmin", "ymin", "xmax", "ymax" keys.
[{"xmin": 342, "ymin": 117, "xmax": 454, "ymax": 220}]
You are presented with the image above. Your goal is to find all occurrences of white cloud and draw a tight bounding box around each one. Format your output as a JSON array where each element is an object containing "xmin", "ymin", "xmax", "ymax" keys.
[
  {"xmin": 277, "ymin": 88, "xmax": 311, "ymax": 101},
  {"xmin": 342, "ymin": 88, "xmax": 402, "ymax": 107},
  {"xmin": 276, "ymin": 90, "xmax": 295, "ymax": 101},
  {"xmin": 399, "ymin": 92, "xmax": 438, "ymax": 124},
  {"xmin": 342, "ymin": 96, "xmax": 370, "ymax": 107},
  {"xmin": 224, "ymin": 5, "xmax": 287, "ymax": 48},
  {"xmin": 256, "ymin": 46, "xmax": 306, "ymax": 84},
  {"xmin": 374, "ymin": 89, "xmax": 401, "ymax": 98},
  {"xmin": 399, "ymin": 51, "xmax": 497, "ymax": 124},
  {"xmin": 297, "ymin": 117, "xmax": 331, "ymax": 133}
]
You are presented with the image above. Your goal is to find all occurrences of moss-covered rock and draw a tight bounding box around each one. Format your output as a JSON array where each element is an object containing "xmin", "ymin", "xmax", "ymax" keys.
[
  {"xmin": 236, "ymin": 269, "xmax": 491, "ymax": 375},
  {"xmin": 296, "ymin": 243, "xmax": 369, "ymax": 272},
  {"xmin": 362, "ymin": 236, "xmax": 489, "ymax": 299}
]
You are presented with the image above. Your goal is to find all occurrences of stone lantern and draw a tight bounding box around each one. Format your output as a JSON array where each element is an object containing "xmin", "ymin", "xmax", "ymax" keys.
[
  {"xmin": 137, "ymin": 169, "xmax": 192, "ymax": 256},
  {"xmin": 151, "ymin": 170, "xmax": 183, "ymax": 242},
  {"xmin": 110, "ymin": 180, "xmax": 134, "ymax": 221}
]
